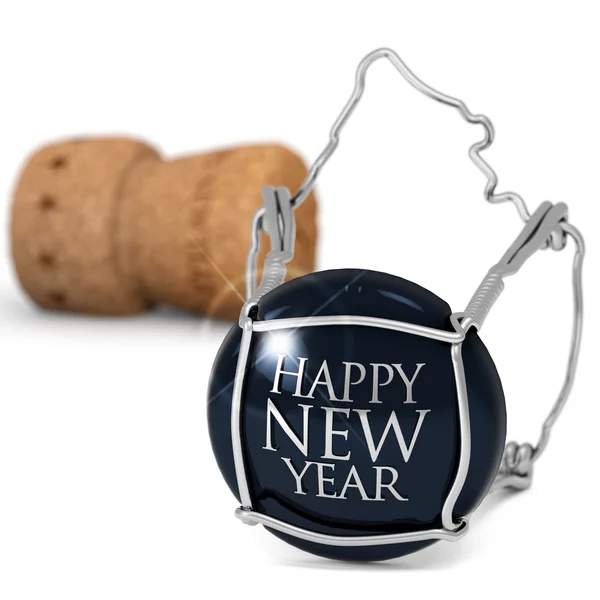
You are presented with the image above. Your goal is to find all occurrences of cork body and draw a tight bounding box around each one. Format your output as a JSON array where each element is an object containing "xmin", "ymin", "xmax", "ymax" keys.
[{"xmin": 11, "ymin": 138, "xmax": 317, "ymax": 320}]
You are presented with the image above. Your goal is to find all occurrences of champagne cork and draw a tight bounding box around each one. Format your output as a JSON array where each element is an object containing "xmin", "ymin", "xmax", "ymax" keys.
[{"xmin": 11, "ymin": 138, "xmax": 317, "ymax": 320}]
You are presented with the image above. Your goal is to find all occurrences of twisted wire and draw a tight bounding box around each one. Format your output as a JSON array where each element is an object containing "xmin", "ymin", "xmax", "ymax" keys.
[
  {"xmin": 246, "ymin": 256, "xmax": 287, "ymax": 309},
  {"xmin": 491, "ymin": 441, "xmax": 534, "ymax": 492},
  {"xmin": 463, "ymin": 267, "xmax": 505, "ymax": 330}
]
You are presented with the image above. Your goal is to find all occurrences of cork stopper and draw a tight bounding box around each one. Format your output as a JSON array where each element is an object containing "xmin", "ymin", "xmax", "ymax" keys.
[{"xmin": 11, "ymin": 138, "xmax": 317, "ymax": 320}]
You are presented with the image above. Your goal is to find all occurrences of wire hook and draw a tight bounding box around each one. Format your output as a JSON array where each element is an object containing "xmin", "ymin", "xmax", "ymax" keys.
[{"xmin": 291, "ymin": 47, "xmax": 531, "ymax": 222}]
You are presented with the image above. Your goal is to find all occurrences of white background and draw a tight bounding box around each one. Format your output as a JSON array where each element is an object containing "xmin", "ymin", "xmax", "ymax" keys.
[{"xmin": 1, "ymin": 1, "xmax": 599, "ymax": 598}]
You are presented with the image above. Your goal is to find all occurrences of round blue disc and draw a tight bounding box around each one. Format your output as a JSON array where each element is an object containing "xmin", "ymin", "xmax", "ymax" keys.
[{"xmin": 208, "ymin": 269, "xmax": 506, "ymax": 561}]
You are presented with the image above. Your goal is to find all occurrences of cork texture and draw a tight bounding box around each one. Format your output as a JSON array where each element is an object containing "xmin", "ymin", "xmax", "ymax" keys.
[{"xmin": 11, "ymin": 138, "xmax": 317, "ymax": 320}]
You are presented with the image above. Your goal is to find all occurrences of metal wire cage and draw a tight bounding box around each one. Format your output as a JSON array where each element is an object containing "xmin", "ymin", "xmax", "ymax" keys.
[
  {"xmin": 224, "ymin": 48, "xmax": 585, "ymax": 549},
  {"xmin": 231, "ymin": 311, "xmax": 470, "ymax": 546}
]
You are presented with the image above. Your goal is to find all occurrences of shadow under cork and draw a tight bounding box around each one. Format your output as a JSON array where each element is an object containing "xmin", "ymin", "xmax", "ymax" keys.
[{"xmin": 0, "ymin": 283, "xmax": 233, "ymax": 337}]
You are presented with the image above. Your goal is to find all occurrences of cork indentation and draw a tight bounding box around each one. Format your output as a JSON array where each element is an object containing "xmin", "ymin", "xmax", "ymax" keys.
[
  {"xmin": 38, "ymin": 194, "xmax": 57, "ymax": 211},
  {"xmin": 48, "ymin": 291, "xmax": 67, "ymax": 304},
  {"xmin": 48, "ymin": 156, "xmax": 68, "ymax": 170},
  {"xmin": 38, "ymin": 253, "xmax": 55, "ymax": 267}
]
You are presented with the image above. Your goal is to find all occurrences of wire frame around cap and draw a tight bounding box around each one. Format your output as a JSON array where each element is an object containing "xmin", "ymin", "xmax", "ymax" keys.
[{"xmin": 229, "ymin": 312, "xmax": 472, "ymax": 547}]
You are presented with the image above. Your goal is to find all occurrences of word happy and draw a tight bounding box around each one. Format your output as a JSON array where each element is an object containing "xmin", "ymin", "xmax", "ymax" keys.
[{"xmin": 262, "ymin": 355, "xmax": 431, "ymax": 502}]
